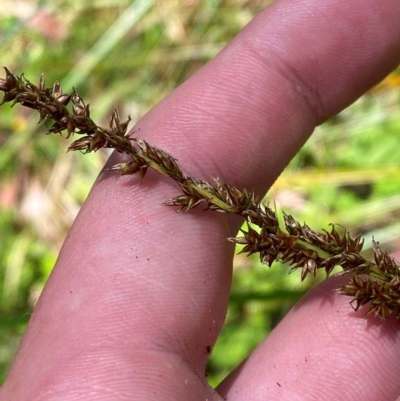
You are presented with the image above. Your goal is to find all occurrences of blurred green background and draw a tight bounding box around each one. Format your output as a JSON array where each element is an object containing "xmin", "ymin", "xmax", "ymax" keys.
[{"xmin": 0, "ymin": 0, "xmax": 399, "ymax": 388}]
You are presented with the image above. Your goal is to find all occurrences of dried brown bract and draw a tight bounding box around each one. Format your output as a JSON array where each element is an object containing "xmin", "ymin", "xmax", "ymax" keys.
[{"xmin": 1, "ymin": 68, "xmax": 400, "ymax": 320}]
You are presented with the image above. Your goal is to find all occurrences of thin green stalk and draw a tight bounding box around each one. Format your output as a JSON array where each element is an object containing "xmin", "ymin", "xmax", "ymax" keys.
[{"xmin": 1, "ymin": 68, "xmax": 400, "ymax": 320}]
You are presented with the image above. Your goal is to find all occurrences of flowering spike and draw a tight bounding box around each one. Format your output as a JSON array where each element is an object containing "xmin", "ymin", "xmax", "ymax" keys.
[{"xmin": 2, "ymin": 68, "xmax": 400, "ymax": 320}]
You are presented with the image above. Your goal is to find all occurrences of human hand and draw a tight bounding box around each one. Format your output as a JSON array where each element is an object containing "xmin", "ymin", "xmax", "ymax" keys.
[{"xmin": 2, "ymin": 0, "xmax": 400, "ymax": 400}]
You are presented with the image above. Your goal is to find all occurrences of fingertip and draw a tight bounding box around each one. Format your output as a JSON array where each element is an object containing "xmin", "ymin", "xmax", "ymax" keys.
[{"xmin": 217, "ymin": 275, "xmax": 400, "ymax": 400}]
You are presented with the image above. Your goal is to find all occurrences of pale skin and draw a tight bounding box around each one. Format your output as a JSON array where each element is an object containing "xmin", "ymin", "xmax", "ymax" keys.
[{"xmin": 2, "ymin": 0, "xmax": 400, "ymax": 400}]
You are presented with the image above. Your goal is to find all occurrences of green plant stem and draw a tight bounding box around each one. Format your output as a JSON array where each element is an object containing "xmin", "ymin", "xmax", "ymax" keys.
[{"xmin": 2, "ymin": 68, "xmax": 400, "ymax": 320}]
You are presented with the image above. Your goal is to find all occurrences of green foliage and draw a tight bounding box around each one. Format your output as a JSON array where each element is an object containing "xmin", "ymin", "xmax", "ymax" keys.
[
  {"xmin": 208, "ymin": 259, "xmax": 308, "ymax": 386},
  {"xmin": 0, "ymin": 0, "xmax": 400, "ymax": 388}
]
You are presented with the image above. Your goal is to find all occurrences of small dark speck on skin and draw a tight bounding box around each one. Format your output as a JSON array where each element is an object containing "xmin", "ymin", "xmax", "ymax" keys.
[
  {"xmin": 147, "ymin": 258, "xmax": 150, "ymax": 261},
  {"xmin": 69, "ymin": 291, "xmax": 72, "ymax": 293},
  {"xmin": 277, "ymin": 382, "xmax": 281, "ymax": 387}
]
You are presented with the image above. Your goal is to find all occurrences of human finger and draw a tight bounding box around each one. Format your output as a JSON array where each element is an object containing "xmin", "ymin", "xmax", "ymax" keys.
[{"xmin": 2, "ymin": 0, "xmax": 400, "ymax": 400}]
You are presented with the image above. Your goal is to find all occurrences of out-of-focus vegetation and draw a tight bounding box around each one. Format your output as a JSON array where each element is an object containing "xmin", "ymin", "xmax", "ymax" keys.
[{"xmin": 0, "ymin": 0, "xmax": 399, "ymax": 388}]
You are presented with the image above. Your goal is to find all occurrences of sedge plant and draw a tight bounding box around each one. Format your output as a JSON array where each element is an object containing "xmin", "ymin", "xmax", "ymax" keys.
[{"xmin": 1, "ymin": 67, "xmax": 400, "ymax": 321}]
